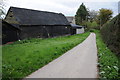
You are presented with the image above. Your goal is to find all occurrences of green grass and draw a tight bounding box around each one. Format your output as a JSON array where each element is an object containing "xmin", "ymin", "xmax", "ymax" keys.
[
  {"xmin": 2, "ymin": 32, "xmax": 90, "ymax": 79},
  {"xmin": 94, "ymin": 30, "xmax": 119, "ymax": 79}
]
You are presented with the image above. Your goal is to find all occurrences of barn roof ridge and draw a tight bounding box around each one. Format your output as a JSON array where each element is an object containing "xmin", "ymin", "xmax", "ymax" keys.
[
  {"xmin": 7, "ymin": 6, "xmax": 70, "ymax": 26},
  {"xmin": 10, "ymin": 6, "xmax": 63, "ymax": 15}
]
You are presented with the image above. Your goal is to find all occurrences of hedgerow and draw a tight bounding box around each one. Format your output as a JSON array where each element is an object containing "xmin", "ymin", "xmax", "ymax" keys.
[
  {"xmin": 94, "ymin": 30, "xmax": 119, "ymax": 79},
  {"xmin": 101, "ymin": 14, "xmax": 120, "ymax": 55}
]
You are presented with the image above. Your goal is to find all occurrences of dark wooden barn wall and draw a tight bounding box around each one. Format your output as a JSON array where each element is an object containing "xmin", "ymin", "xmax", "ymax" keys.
[
  {"xmin": 19, "ymin": 25, "xmax": 71, "ymax": 39},
  {"xmin": 71, "ymin": 29, "xmax": 76, "ymax": 35},
  {"xmin": 45, "ymin": 26, "xmax": 71, "ymax": 37},
  {"xmin": 2, "ymin": 24, "xmax": 19, "ymax": 44},
  {"xmin": 19, "ymin": 26, "xmax": 47, "ymax": 39}
]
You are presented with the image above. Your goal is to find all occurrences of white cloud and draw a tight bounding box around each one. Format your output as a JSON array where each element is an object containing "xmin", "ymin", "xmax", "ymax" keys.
[{"xmin": 4, "ymin": 0, "xmax": 119, "ymax": 16}]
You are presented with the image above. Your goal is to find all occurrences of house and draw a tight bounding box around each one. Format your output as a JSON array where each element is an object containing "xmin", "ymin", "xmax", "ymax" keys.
[
  {"xmin": 3, "ymin": 7, "xmax": 71, "ymax": 42},
  {"xmin": 70, "ymin": 24, "xmax": 84, "ymax": 35},
  {"xmin": 66, "ymin": 16, "xmax": 75, "ymax": 24}
]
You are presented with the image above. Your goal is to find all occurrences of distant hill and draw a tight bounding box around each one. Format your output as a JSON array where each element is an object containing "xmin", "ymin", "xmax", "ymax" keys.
[{"xmin": 101, "ymin": 14, "xmax": 120, "ymax": 55}]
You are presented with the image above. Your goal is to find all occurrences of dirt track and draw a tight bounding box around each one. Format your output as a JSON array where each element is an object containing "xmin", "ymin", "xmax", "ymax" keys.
[{"xmin": 26, "ymin": 33, "xmax": 98, "ymax": 78}]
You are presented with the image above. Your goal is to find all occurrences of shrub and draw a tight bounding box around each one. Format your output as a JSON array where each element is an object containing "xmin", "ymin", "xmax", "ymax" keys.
[
  {"xmin": 89, "ymin": 29, "xmax": 95, "ymax": 32},
  {"xmin": 85, "ymin": 21, "xmax": 99, "ymax": 31},
  {"xmin": 101, "ymin": 14, "xmax": 120, "ymax": 55}
]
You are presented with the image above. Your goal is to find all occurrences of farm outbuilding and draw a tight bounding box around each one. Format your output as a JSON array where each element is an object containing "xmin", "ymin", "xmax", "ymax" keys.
[
  {"xmin": 2, "ymin": 20, "xmax": 20, "ymax": 44},
  {"xmin": 3, "ymin": 7, "xmax": 71, "ymax": 43},
  {"xmin": 71, "ymin": 24, "xmax": 84, "ymax": 35},
  {"xmin": 66, "ymin": 16, "xmax": 84, "ymax": 35}
]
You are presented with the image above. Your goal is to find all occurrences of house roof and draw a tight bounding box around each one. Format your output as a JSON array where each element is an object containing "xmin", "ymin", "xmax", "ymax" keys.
[
  {"xmin": 71, "ymin": 24, "xmax": 84, "ymax": 29},
  {"xmin": 8, "ymin": 7, "xmax": 70, "ymax": 26}
]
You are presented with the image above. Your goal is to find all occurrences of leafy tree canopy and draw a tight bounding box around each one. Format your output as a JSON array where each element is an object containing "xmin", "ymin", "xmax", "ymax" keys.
[
  {"xmin": 98, "ymin": 8, "xmax": 113, "ymax": 27},
  {"xmin": 75, "ymin": 3, "xmax": 89, "ymax": 25}
]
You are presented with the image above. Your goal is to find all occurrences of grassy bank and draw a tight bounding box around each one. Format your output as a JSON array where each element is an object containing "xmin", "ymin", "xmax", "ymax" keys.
[
  {"xmin": 2, "ymin": 32, "xmax": 90, "ymax": 79},
  {"xmin": 94, "ymin": 30, "xmax": 119, "ymax": 79}
]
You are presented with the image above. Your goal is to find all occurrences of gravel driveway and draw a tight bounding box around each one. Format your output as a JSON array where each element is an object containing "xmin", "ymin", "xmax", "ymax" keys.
[{"xmin": 26, "ymin": 33, "xmax": 98, "ymax": 78}]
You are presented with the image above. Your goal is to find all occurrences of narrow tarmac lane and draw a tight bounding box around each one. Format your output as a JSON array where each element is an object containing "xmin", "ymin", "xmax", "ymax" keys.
[{"xmin": 26, "ymin": 33, "xmax": 98, "ymax": 78}]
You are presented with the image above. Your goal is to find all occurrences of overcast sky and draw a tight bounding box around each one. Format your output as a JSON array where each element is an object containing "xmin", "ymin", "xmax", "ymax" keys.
[{"xmin": 3, "ymin": 0, "xmax": 120, "ymax": 17}]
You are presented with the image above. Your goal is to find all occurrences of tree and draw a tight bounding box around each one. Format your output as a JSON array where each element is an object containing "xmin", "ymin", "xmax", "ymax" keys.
[
  {"xmin": 98, "ymin": 8, "xmax": 113, "ymax": 27},
  {"xmin": 75, "ymin": 3, "xmax": 89, "ymax": 25},
  {"xmin": 88, "ymin": 10, "xmax": 98, "ymax": 22}
]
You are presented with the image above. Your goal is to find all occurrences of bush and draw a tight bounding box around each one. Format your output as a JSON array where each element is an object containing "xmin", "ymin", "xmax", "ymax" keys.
[
  {"xmin": 85, "ymin": 21, "xmax": 99, "ymax": 31},
  {"xmin": 101, "ymin": 14, "xmax": 120, "ymax": 55},
  {"xmin": 89, "ymin": 29, "xmax": 95, "ymax": 32}
]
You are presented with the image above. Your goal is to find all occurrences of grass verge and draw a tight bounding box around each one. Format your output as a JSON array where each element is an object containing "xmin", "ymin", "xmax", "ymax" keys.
[
  {"xmin": 94, "ymin": 30, "xmax": 119, "ymax": 79},
  {"xmin": 2, "ymin": 32, "xmax": 90, "ymax": 79}
]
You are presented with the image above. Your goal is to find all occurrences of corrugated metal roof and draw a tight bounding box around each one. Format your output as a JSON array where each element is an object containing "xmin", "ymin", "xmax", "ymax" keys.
[{"xmin": 71, "ymin": 24, "xmax": 84, "ymax": 28}]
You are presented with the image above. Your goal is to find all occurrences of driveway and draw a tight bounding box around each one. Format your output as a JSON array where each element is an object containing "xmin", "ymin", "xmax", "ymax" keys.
[{"xmin": 26, "ymin": 33, "xmax": 98, "ymax": 78}]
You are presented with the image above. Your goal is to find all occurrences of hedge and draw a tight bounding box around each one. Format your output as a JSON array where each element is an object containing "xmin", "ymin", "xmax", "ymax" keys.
[{"xmin": 101, "ymin": 14, "xmax": 120, "ymax": 55}]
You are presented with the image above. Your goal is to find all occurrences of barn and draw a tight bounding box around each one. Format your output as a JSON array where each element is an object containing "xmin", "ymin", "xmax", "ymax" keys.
[
  {"xmin": 3, "ymin": 7, "xmax": 71, "ymax": 42},
  {"xmin": 2, "ymin": 20, "xmax": 20, "ymax": 44}
]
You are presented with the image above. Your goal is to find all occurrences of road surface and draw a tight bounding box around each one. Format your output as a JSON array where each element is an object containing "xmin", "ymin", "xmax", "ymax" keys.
[{"xmin": 26, "ymin": 33, "xmax": 98, "ymax": 78}]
